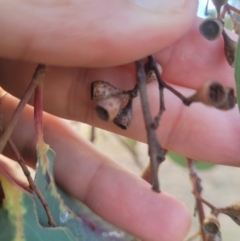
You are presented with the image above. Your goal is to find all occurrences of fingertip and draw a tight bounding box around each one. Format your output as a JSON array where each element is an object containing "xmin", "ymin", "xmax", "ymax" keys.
[{"xmin": 0, "ymin": 0, "xmax": 198, "ymax": 66}]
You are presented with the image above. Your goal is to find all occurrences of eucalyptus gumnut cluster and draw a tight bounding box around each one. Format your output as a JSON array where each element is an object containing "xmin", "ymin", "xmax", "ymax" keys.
[{"xmin": 200, "ymin": 0, "xmax": 236, "ymax": 66}]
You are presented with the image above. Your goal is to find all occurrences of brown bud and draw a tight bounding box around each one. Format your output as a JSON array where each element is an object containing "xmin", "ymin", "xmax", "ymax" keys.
[
  {"xmin": 199, "ymin": 18, "xmax": 223, "ymax": 41},
  {"xmin": 146, "ymin": 63, "xmax": 163, "ymax": 83},
  {"xmin": 220, "ymin": 202, "xmax": 240, "ymax": 225},
  {"xmin": 113, "ymin": 98, "xmax": 133, "ymax": 130},
  {"xmin": 222, "ymin": 30, "xmax": 237, "ymax": 67},
  {"xmin": 202, "ymin": 215, "xmax": 220, "ymax": 235},
  {"xmin": 96, "ymin": 95, "xmax": 126, "ymax": 121},
  {"xmin": 91, "ymin": 80, "xmax": 123, "ymax": 101},
  {"xmin": 187, "ymin": 82, "xmax": 235, "ymax": 110},
  {"xmin": 212, "ymin": 0, "xmax": 228, "ymax": 18}
]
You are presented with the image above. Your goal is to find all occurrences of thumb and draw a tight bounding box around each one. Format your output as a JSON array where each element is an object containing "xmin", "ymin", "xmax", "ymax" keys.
[{"xmin": 0, "ymin": 0, "xmax": 198, "ymax": 67}]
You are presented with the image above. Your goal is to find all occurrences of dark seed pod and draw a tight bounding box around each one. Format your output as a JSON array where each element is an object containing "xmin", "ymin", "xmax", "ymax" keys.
[
  {"xmin": 202, "ymin": 215, "xmax": 220, "ymax": 235},
  {"xmin": 217, "ymin": 87, "xmax": 235, "ymax": 110},
  {"xmin": 113, "ymin": 99, "xmax": 133, "ymax": 130},
  {"xmin": 199, "ymin": 18, "xmax": 223, "ymax": 41},
  {"xmin": 96, "ymin": 95, "xmax": 125, "ymax": 121},
  {"xmin": 220, "ymin": 202, "xmax": 240, "ymax": 225},
  {"xmin": 187, "ymin": 82, "xmax": 235, "ymax": 110},
  {"xmin": 212, "ymin": 0, "xmax": 228, "ymax": 18},
  {"xmin": 222, "ymin": 30, "xmax": 237, "ymax": 67},
  {"xmin": 91, "ymin": 80, "xmax": 123, "ymax": 101}
]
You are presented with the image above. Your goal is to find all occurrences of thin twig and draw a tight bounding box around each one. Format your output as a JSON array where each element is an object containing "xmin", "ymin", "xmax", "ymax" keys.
[
  {"xmin": 162, "ymin": 82, "xmax": 191, "ymax": 106},
  {"xmin": 33, "ymin": 65, "xmax": 57, "ymax": 227},
  {"xmin": 145, "ymin": 56, "xmax": 191, "ymax": 108},
  {"xmin": 221, "ymin": 3, "xmax": 240, "ymax": 19},
  {"xmin": 90, "ymin": 127, "xmax": 96, "ymax": 143},
  {"xmin": 205, "ymin": 0, "xmax": 209, "ymax": 16},
  {"xmin": 147, "ymin": 56, "xmax": 166, "ymax": 127},
  {"xmin": 7, "ymin": 137, "xmax": 56, "ymax": 227},
  {"xmin": 186, "ymin": 158, "xmax": 206, "ymax": 241},
  {"xmin": 0, "ymin": 64, "xmax": 46, "ymax": 154},
  {"xmin": 135, "ymin": 60, "xmax": 165, "ymax": 192}
]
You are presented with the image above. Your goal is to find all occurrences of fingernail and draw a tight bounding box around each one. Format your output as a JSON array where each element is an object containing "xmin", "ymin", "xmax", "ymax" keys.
[{"xmin": 133, "ymin": 0, "xmax": 186, "ymax": 12}]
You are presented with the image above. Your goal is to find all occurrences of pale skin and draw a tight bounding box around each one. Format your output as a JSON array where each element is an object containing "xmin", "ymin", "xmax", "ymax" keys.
[{"xmin": 0, "ymin": 0, "xmax": 239, "ymax": 241}]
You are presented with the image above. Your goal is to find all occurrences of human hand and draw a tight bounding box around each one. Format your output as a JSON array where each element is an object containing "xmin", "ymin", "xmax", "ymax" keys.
[{"xmin": 1, "ymin": 0, "xmax": 239, "ymax": 241}]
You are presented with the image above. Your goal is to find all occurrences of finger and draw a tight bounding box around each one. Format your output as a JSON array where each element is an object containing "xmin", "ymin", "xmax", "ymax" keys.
[
  {"xmin": 53, "ymin": 122, "xmax": 190, "ymax": 241},
  {"xmin": 0, "ymin": 0, "xmax": 197, "ymax": 67},
  {"xmin": 1, "ymin": 93, "xmax": 191, "ymax": 241},
  {"xmin": 0, "ymin": 58, "xmax": 239, "ymax": 166}
]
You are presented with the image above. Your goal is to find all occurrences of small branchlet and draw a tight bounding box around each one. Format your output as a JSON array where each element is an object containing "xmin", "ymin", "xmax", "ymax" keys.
[
  {"xmin": 187, "ymin": 158, "xmax": 240, "ymax": 240},
  {"xmin": 212, "ymin": 0, "xmax": 228, "ymax": 18},
  {"xmin": 91, "ymin": 56, "xmax": 235, "ymax": 193}
]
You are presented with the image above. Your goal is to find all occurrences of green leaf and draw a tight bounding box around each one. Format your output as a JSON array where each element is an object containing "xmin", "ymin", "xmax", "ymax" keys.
[
  {"xmin": 34, "ymin": 142, "xmax": 140, "ymax": 241},
  {"xmin": 234, "ymin": 36, "xmax": 240, "ymax": 111},
  {"xmin": 0, "ymin": 173, "xmax": 77, "ymax": 241},
  {"xmin": 167, "ymin": 152, "xmax": 215, "ymax": 170}
]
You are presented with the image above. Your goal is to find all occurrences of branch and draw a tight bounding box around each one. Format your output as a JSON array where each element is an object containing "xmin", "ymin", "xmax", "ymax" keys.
[
  {"xmin": 186, "ymin": 158, "xmax": 206, "ymax": 241},
  {"xmin": 135, "ymin": 60, "xmax": 165, "ymax": 192},
  {"xmin": 7, "ymin": 137, "xmax": 56, "ymax": 227},
  {"xmin": 0, "ymin": 64, "xmax": 46, "ymax": 154}
]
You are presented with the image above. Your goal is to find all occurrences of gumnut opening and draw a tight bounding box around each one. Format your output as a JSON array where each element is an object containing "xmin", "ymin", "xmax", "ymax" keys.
[
  {"xmin": 202, "ymin": 215, "xmax": 220, "ymax": 235},
  {"xmin": 96, "ymin": 95, "xmax": 124, "ymax": 121},
  {"xmin": 199, "ymin": 18, "xmax": 223, "ymax": 40}
]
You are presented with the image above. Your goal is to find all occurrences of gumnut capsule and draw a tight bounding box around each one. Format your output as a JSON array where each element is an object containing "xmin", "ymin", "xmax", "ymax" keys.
[
  {"xmin": 96, "ymin": 95, "xmax": 126, "ymax": 121},
  {"xmin": 222, "ymin": 30, "xmax": 237, "ymax": 67},
  {"xmin": 187, "ymin": 82, "xmax": 235, "ymax": 110},
  {"xmin": 202, "ymin": 215, "xmax": 220, "ymax": 235},
  {"xmin": 220, "ymin": 202, "xmax": 240, "ymax": 225},
  {"xmin": 113, "ymin": 98, "xmax": 133, "ymax": 129},
  {"xmin": 91, "ymin": 80, "xmax": 123, "ymax": 101},
  {"xmin": 199, "ymin": 18, "xmax": 223, "ymax": 41}
]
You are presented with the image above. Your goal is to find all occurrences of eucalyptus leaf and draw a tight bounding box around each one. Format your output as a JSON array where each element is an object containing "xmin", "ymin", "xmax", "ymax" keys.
[
  {"xmin": 34, "ymin": 142, "xmax": 140, "ymax": 241},
  {"xmin": 0, "ymin": 173, "xmax": 77, "ymax": 241}
]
